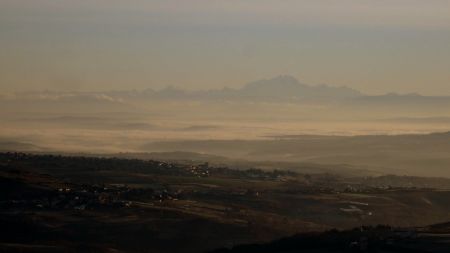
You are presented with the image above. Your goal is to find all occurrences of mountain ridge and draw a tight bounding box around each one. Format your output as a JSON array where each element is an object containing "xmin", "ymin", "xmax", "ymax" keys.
[{"xmin": 2, "ymin": 76, "xmax": 450, "ymax": 106}]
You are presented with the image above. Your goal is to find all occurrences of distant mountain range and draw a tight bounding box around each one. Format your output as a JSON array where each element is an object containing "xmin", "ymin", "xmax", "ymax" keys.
[
  {"xmin": 2, "ymin": 75, "xmax": 449, "ymax": 102},
  {"xmin": 129, "ymin": 75, "xmax": 362, "ymax": 101},
  {"xmin": 205, "ymin": 75, "xmax": 362, "ymax": 100}
]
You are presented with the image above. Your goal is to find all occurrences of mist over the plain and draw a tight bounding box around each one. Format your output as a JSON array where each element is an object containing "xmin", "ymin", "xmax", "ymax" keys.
[{"xmin": 1, "ymin": 76, "xmax": 450, "ymax": 177}]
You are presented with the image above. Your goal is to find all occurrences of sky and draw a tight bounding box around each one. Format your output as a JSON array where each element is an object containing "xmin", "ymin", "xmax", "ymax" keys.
[{"xmin": 1, "ymin": 0, "xmax": 450, "ymax": 95}]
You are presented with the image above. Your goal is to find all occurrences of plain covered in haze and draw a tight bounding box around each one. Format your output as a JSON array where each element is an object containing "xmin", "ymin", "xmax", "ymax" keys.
[{"xmin": 1, "ymin": 75, "xmax": 450, "ymax": 177}]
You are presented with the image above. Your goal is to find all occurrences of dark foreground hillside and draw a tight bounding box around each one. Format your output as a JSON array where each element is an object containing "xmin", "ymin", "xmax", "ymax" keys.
[
  {"xmin": 1, "ymin": 153, "xmax": 450, "ymax": 252},
  {"xmin": 212, "ymin": 224, "xmax": 450, "ymax": 253}
]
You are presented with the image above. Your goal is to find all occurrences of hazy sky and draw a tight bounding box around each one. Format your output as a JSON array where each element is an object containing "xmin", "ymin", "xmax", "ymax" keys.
[{"xmin": 1, "ymin": 0, "xmax": 450, "ymax": 95}]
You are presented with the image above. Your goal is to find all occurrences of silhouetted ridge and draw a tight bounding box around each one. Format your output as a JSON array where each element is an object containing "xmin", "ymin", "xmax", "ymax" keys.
[{"xmin": 239, "ymin": 75, "xmax": 361, "ymax": 99}]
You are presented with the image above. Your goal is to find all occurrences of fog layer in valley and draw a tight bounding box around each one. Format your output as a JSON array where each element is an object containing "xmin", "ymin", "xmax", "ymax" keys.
[{"xmin": 1, "ymin": 76, "xmax": 450, "ymax": 177}]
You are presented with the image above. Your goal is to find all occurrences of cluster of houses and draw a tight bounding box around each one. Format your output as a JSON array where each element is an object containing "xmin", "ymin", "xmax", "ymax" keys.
[
  {"xmin": 3, "ymin": 182, "xmax": 183, "ymax": 211},
  {"xmin": 10, "ymin": 184, "xmax": 133, "ymax": 210},
  {"xmin": 186, "ymin": 163, "xmax": 210, "ymax": 177}
]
